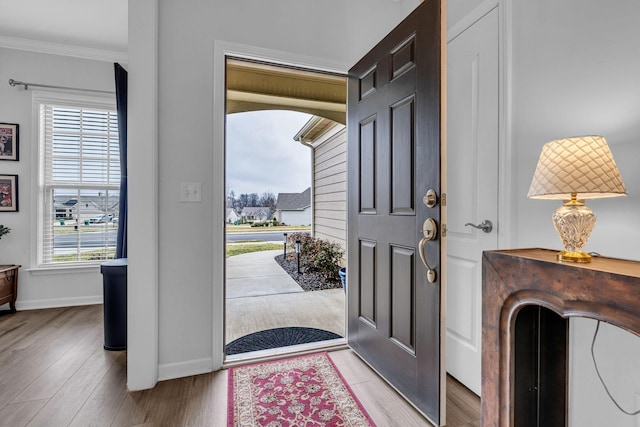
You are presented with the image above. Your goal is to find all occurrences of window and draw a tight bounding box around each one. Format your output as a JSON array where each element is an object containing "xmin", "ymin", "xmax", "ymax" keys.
[{"xmin": 36, "ymin": 93, "xmax": 120, "ymax": 266}]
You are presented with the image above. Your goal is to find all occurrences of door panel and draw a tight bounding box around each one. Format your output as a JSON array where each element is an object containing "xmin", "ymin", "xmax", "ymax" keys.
[
  {"xmin": 446, "ymin": 7, "xmax": 499, "ymax": 396},
  {"xmin": 359, "ymin": 116, "xmax": 377, "ymax": 213},
  {"xmin": 391, "ymin": 96, "xmax": 416, "ymax": 214},
  {"xmin": 359, "ymin": 240, "xmax": 377, "ymax": 325},
  {"xmin": 390, "ymin": 245, "xmax": 415, "ymax": 352},
  {"xmin": 347, "ymin": 0, "xmax": 444, "ymax": 423},
  {"xmin": 447, "ymin": 257, "xmax": 478, "ymax": 343}
]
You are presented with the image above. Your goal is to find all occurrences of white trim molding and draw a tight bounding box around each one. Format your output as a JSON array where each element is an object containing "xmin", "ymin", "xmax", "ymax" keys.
[
  {"xmin": 158, "ymin": 358, "xmax": 214, "ymax": 382},
  {"xmin": 0, "ymin": 35, "xmax": 128, "ymax": 64},
  {"xmin": 498, "ymin": 0, "xmax": 515, "ymax": 249},
  {"xmin": 214, "ymin": 41, "xmax": 349, "ymax": 76},
  {"xmin": 17, "ymin": 295, "xmax": 102, "ymax": 311}
]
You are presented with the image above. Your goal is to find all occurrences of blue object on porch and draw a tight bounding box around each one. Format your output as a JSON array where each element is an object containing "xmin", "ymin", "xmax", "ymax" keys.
[{"xmin": 338, "ymin": 267, "xmax": 346, "ymax": 292}]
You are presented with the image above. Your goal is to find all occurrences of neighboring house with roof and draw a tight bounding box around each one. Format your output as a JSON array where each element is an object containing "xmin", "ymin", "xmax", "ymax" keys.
[
  {"xmin": 240, "ymin": 206, "xmax": 270, "ymax": 222},
  {"xmin": 274, "ymin": 187, "xmax": 311, "ymax": 226},
  {"xmin": 54, "ymin": 198, "xmax": 79, "ymax": 219},
  {"xmin": 225, "ymin": 208, "xmax": 240, "ymax": 223}
]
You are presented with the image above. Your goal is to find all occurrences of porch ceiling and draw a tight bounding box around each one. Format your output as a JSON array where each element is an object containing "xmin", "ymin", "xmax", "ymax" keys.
[{"xmin": 226, "ymin": 58, "xmax": 347, "ymax": 124}]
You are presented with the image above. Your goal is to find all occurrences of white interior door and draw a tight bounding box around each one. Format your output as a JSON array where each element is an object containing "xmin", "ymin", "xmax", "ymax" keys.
[{"xmin": 446, "ymin": 7, "xmax": 499, "ymax": 396}]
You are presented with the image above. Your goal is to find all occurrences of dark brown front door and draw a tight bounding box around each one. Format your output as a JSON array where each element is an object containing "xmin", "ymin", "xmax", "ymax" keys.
[{"xmin": 347, "ymin": 0, "xmax": 444, "ymax": 424}]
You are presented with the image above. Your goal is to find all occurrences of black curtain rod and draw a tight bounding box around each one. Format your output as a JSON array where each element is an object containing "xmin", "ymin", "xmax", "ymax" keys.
[{"xmin": 8, "ymin": 78, "xmax": 115, "ymax": 95}]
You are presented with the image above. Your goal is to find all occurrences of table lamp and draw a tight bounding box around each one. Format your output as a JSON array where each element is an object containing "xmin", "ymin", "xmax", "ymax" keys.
[{"xmin": 527, "ymin": 135, "xmax": 626, "ymax": 263}]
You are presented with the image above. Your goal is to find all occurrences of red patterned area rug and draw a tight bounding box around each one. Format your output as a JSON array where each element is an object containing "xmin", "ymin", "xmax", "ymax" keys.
[{"xmin": 227, "ymin": 352, "xmax": 376, "ymax": 426}]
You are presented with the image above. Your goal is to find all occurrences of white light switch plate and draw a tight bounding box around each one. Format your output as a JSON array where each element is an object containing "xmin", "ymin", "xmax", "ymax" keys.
[{"xmin": 180, "ymin": 182, "xmax": 202, "ymax": 203}]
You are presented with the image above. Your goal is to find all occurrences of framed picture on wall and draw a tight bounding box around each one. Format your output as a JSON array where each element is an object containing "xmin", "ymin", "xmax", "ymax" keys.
[
  {"xmin": 0, "ymin": 175, "xmax": 18, "ymax": 212},
  {"xmin": 0, "ymin": 123, "xmax": 19, "ymax": 161}
]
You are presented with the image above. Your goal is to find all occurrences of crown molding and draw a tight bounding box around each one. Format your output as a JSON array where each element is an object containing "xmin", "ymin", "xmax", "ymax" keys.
[{"xmin": 0, "ymin": 35, "xmax": 128, "ymax": 63}]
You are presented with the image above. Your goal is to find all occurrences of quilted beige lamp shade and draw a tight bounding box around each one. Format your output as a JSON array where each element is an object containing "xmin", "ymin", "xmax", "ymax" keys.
[
  {"xmin": 528, "ymin": 135, "xmax": 626, "ymax": 263},
  {"xmin": 528, "ymin": 135, "xmax": 627, "ymax": 200}
]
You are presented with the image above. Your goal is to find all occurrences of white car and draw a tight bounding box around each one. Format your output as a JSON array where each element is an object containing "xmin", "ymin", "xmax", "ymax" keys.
[{"xmin": 89, "ymin": 214, "xmax": 113, "ymax": 224}]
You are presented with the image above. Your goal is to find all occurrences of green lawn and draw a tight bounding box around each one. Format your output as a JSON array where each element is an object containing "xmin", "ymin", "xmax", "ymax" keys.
[
  {"xmin": 225, "ymin": 224, "xmax": 310, "ymax": 233},
  {"xmin": 226, "ymin": 243, "xmax": 282, "ymax": 257}
]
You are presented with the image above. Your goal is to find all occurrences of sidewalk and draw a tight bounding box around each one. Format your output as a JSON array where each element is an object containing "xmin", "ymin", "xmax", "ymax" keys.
[
  {"xmin": 225, "ymin": 249, "xmax": 345, "ymax": 344},
  {"xmin": 226, "ymin": 249, "xmax": 303, "ymax": 298}
]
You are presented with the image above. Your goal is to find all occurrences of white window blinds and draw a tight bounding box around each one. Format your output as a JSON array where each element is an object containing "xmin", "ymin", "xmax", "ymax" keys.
[{"xmin": 39, "ymin": 102, "xmax": 120, "ymax": 266}]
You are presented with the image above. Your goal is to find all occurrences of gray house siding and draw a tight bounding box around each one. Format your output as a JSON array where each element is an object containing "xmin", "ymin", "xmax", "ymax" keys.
[{"xmin": 312, "ymin": 126, "xmax": 346, "ymax": 251}]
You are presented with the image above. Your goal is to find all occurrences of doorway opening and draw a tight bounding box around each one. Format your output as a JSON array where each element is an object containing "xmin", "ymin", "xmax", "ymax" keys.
[{"xmin": 223, "ymin": 57, "xmax": 348, "ymax": 361}]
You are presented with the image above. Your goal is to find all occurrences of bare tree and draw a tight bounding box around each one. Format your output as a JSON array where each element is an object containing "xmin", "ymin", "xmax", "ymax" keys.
[
  {"xmin": 228, "ymin": 190, "xmax": 274, "ymax": 211},
  {"xmin": 259, "ymin": 191, "xmax": 277, "ymax": 216},
  {"xmin": 227, "ymin": 189, "xmax": 236, "ymax": 209},
  {"xmin": 237, "ymin": 193, "xmax": 249, "ymax": 210},
  {"xmin": 248, "ymin": 193, "xmax": 259, "ymax": 207}
]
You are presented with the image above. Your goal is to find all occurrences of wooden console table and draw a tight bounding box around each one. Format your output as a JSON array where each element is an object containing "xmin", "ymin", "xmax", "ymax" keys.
[
  {"xmin": 0, "ymin": 264, "xmax": 20, "ymax": 313},
  {"xmin": 482, "ymin": 249, "xmax": 640, "ymax": 427}
]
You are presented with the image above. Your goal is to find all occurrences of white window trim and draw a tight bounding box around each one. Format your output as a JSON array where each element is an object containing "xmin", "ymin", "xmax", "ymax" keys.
[{"xmin": 30, "ymin": 90, "xmax": 118, "ymax": 271}]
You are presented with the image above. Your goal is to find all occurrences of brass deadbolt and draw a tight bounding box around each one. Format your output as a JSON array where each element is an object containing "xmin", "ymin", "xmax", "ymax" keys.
[
  {"xmin": 422, "ymin": 218, "xmax": 438, "ymax": 240},
  {"xmin": 423, "ymin": 189, "xmax": 438, "ymax": 208}
]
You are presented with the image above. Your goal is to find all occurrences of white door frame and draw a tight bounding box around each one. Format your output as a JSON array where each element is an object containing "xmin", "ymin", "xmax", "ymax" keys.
[
  {"xmin": 444, "ymin": 0, "xmax": 513, "ymax": 394},
  {"xmin": 212, "ymin": 41, "xmax": 349, "ymax": 369},
  {"xmin": 497, "ymin": 0, "xmax": 515, "ymax": 250}
]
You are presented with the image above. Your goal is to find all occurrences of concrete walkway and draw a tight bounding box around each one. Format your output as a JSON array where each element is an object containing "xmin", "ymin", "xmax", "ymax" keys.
[
  {"xmin": 225, "ymin": 249, "xmax": 345, "ymax": 344},
  {"xmin": 226, "ymin": 250, "xmax": 303, "ymax": 298}
]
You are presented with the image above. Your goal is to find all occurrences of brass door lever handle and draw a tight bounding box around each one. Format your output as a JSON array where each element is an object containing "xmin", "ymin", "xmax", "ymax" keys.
[{"xmin": 419, "ymin": 218, "xmax": 438, "ymax": 283}]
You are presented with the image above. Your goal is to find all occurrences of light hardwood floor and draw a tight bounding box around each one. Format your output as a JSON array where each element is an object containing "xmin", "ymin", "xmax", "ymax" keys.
[{"xmin": 0, "ymin": 305, "xmax": 480, "ymax": 426}]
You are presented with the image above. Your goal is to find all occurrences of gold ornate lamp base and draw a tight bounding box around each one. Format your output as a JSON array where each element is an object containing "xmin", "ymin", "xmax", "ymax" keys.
[
  {"xmin": 552, "ymin": 194, "xmax": 596, "ymax": 263},
  {"xmin": 557, "ymin": 250, "xmax": 592, "ymax": 263}
]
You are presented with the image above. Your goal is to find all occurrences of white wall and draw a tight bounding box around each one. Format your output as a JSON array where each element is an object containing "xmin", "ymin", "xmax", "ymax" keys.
[
  {"xmin": 509, "ymin": 0, "xmax": 640, "ymax": 425},
  {"xmin": 0, "ymin": 47, "xmax": 115, "ymax": 310},
  {"xmin": 345, "ymin": 0, "xmax": 422, "ymax": 62}
]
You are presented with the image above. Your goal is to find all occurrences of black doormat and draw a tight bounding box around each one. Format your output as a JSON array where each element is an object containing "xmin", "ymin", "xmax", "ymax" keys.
[{"xmin": 225, "ymin": 327, "xmax": 343, "ymax": 355}]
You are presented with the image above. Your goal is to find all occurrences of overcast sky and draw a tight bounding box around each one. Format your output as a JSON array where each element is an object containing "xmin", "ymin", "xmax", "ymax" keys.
[{"xmin": 226, "ymin": 110, "xmax": 312, "ymax": 197}]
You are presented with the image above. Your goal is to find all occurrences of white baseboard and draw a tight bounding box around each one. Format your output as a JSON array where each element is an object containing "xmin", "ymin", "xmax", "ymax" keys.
[
  {"xmin": 158, "ymin": 357, "xmax": 214, "ymax": 382},
  {"xmin": 16, "ymin": 295, "xmax": 103, "ymax": 311}
]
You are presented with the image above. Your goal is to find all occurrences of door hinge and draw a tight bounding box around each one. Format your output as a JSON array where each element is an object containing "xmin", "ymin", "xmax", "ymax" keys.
[
  {"xmin": 441, "ymin": 192, "xmax": 447, "ymax": 207},
  {"xmin": 442, "ymin": 223, "xmax": 447, "ymax": 237}
]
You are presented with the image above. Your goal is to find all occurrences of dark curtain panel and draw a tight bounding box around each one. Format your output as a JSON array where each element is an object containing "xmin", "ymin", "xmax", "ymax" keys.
[{"xmin": 114, "ymin": 63, "xmax": 128, "ymax": 258}]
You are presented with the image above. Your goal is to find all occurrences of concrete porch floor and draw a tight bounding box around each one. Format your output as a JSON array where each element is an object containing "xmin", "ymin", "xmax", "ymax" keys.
[{"xmin": 225, "ymin": 249, "xmax": 345, "ymax": 344}]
